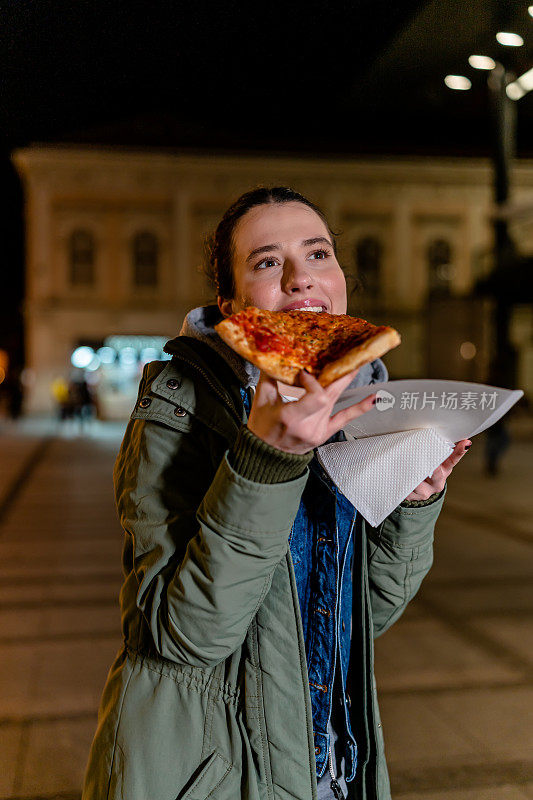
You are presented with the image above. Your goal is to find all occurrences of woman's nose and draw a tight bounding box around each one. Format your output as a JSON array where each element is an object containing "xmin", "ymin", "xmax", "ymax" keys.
[{"xmin": 283, "ymin": 261, "xmax": 314, "ymax": 293}]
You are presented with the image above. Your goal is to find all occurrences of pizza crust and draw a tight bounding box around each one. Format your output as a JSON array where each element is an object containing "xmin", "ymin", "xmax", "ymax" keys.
[{"xmin": 317, "ymin": 327, "xmax": 401, "ymax": 386}]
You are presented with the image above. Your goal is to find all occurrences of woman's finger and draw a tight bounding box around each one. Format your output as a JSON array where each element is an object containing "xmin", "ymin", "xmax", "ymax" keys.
[
  {"xmin": 327, "ymin": 392, "xmax": 376, "ymax": 436},
  {"xmin": 424, "ymin": 472, "xmax": 446, "ymax": 492},
  {"xmin": 296, "ymin": 370, "xmax": 324, "ymax": 394},
  {"xmin": 294, "ymin": 370, "xmax": 332, "ymax": 413},
  {"xmin": 324, "ymin": 369, "xmax": 360, "ymax": 401},
  {"xmin": 295, "ymin": 368, "xmax": 359, "ymax": 415},
  {"xmin": 254, "ymin": 371, "xmax": 281, "ymax": 404},
  {"xmin": 439, "ymin": 439, "xmax": 471, "ymax": 473},
  {"xmin": 415, "ymin": 443, "xmax": 470, "ymax": 497}
]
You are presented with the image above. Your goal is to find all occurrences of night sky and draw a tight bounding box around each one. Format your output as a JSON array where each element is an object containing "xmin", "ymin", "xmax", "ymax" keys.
[
  {"xmin": 1, "ymin": 0, "xmax": 431, "ymax": 156},
  {"xmin": 2, "ymin": 0, "xmax": 533, "ymax": 365}
]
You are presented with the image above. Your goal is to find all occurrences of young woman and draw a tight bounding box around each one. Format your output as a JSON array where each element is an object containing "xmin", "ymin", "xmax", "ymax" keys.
[{"xmin": 82, "ymin": 187, "xmax": 470, "ymax": 800}]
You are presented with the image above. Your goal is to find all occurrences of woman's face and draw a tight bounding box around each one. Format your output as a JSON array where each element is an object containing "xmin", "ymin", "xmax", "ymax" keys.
[{"xmin": 218, "ymin": 201, "xmax": 347, "ymax": 317}]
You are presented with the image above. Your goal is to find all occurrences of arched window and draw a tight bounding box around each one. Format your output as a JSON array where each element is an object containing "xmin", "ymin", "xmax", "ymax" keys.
[
  {"xmin": 132, "ymin": 231, "xmax": 159, "ymax": 287},
  {"xmin": 355, "ymin": 236, "xmax": 382, "ymax": 299},
  {"xmin": 427, "ymin": 238, "xmax": 453, "ymax": 297},
  {"xmin": 69, "ymin": 230, "xmax": 95, "ymax": 286}
]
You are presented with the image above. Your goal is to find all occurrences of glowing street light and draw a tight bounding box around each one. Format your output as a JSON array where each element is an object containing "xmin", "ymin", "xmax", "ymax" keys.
[
  {"xmin": 97, "ymin": 346, "xmax": 116, "ymax": 364},
  {"xmin": 444, "ymin": 75, "xmax": 471, "ymax": 90},
  {"xmin": 496, "ymin": 31, "xmax": 524, "ymax": 47},
  {"xmin": 468, "ymin": 55, "xmax": 496, "ymax": 70},
  {"xmin": 86, "ymin": 355, "xmax": 101, "ymax": 372},
  {"xmin": 460, "ymin": 342, "xmax": 477, "ymax": 360},
  {"xmin": 507, "ymin": 82, "xmax": 526, "ymax": 100},
  {"xmin": 506, "ymin": 66, "xmax": 533, "ymax": 100},
  {"xmin": 71, "ymin": 346, "xmax": 94, "ymax": 369},
  {"xmin": 528, "ymin": 6, "xmax": 533, "ymax": 18}
]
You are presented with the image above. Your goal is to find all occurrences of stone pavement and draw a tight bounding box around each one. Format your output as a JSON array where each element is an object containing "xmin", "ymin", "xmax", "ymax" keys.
[
  {"xmin": 0, "ymin": 414, "xmax": 532, "ymax": 799},
  {"xmin": 377, "ymin": 412, "xmax": 533, "ymax": 800},
  {"xmin": 0, "ymin": 416, "xmax": 125, "ymax": 800}
]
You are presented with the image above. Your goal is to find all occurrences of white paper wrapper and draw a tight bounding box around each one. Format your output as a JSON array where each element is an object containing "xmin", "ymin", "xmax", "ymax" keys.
[
  {"xmin": 313, "ymin": 380, "xmax": 523, "ymax": 528},
  {"xmin": 332, "ymin": 379, "xmax": 523, "ymax": 442}
]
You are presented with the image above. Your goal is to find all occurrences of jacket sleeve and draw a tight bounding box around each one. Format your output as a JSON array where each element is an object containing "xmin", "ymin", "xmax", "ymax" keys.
[
  {"xmin": 365, "ymin": 486, "xmax": 447, "ymax": 638},
  {"xmin": 114, "ymin": 417, "xmax": 307, "ymax": 668}
]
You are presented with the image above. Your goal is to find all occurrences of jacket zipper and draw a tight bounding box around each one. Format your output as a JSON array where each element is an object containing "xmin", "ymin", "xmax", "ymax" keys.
[
  {"xmin": 328, "ymin": 746, "xmax": 345, "ymax": 799},
  {"xmin": 327, "ymin": 512, "xmax": 346, "ymax": 800}
]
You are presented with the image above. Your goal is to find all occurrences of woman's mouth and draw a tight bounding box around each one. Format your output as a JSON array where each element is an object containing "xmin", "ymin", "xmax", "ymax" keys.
[{"xmin": 280, "ymin": 299, "xmax": 328, "ymax": 312}]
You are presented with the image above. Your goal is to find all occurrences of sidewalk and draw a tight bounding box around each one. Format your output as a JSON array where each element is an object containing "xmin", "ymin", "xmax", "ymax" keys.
[
  {"xmin": 376, "ymin": 422, "xmax": 533, "ymax": 800},
  {"xmin": 0, "ymin": 416, "xmax": 532, "ymax": 799},
  {"xmin": 0, "ymin": 418, "xmax": 126, "ymax": 799}
]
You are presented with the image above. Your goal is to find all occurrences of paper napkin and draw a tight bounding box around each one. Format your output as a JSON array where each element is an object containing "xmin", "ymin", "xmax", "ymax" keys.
[{"xmin": 317, "ymin": 428, "xmax": 455, "ymax": 528}]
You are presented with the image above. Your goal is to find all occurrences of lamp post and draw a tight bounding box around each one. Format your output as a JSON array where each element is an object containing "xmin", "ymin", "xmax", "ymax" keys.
[
  {"xmin": 446, "ymin": 33, "xmax": 531, "ymax": 390},
  {"xmin": 445, "ymin": 23, "xmax": 533, "ymax": 475},
  {"xmin": 487, "ymin": 62, "xmax": 518, "ymax": 391}
]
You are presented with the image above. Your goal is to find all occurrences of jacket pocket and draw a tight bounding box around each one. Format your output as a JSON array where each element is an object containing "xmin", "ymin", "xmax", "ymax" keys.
[{"xmin": 179, "ymin": 750, "xmax": 233, "ymax": 800}]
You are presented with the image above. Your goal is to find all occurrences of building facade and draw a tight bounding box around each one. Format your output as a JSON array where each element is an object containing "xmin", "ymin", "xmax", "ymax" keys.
[{"xmin": 13, "ymin": 146, "xmax": 533, "ymax": 415}]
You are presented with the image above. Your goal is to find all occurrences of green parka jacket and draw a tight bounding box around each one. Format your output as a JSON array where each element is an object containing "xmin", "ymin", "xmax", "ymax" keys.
[{"xmin": 82, "ymin": 337, "xmax": 446, "ymax": 800}]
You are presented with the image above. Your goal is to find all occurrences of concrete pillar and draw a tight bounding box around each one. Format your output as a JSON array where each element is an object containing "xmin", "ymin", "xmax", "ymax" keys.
[
  {"xmin": 392, "ymin": 198, "xmax": 413, "ymax": 308},
  {"xmin": 172, "ymin": 189, "xmax": 190, "ymax": 303}
]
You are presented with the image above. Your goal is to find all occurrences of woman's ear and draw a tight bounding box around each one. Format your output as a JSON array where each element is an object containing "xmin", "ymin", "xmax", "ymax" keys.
[{"xmin": 217, "ymin": 296, "xmax": 234, "ymax": 318}]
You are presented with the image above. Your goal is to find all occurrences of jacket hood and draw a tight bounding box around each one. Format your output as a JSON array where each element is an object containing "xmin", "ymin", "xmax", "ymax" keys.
[{"xmin": 166, "ymin": 305, "xmax": 388, "ymax": 389}]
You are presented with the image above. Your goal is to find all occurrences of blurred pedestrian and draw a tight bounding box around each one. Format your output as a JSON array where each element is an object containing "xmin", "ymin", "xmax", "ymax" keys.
[
  {"xmin": 485, "ymin": 417, "xmax": 510, "ymax": 477},
  {"xmin": 484, "ymin": 358, "xmax": 512, "ymax": 477},
  {"xmin": 51, "ymin": 376, "xmax": 72, "ymax": 422},
  {"xmin": 70, "ymin": 377, "xmax": 95, "ymax": 432},
  {"xmin": 4, "ymin": 368, "xmax": 24, "ymax": 419}
]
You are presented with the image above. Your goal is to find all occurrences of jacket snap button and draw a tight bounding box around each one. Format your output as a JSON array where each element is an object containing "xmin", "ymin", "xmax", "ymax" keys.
[
  {"xmin": 138, "ymin": 397, "xmax": 152, "ymax": 409},
  {"xmin": 166, "ymin": 378, "xmax": 181, "ymax": 390},
  {"xmin": 174, "ymin": 406, "xmax": 187, "ymax": 417},
  {"xmin": 315, "ymin": 746, "xmax": 321, "ymax": 755}
]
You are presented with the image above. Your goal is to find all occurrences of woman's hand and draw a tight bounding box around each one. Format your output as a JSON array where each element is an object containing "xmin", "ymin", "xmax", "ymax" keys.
[
  {"xmin": 403, "ymin": 439, "xmax": 472, "ymax": 501},
  {"xmin": 247, "ymin": 369, "xmax": 376, "ymax": 455}
]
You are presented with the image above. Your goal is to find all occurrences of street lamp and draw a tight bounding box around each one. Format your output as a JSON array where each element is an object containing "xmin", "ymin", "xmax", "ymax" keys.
[
  {"xmin": 444, "ymin": 75, "xmax": 471, "ymax": 90},
  {"xmin": 468, "ymin": 55, "xmax": 496, "ymax": 70},
  {"xmin": 443, "ymin": 41, "xmax": 533, "ymax": 390},
  {"xmin": 506, "ymin": 67, "xmax": 533, "ymax": 100},
  {"xmin": 495, "ymin": 32, "xmax": 524, "ymax": 47}
]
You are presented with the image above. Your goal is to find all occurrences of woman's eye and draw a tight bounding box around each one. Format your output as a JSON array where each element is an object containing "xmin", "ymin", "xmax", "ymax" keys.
[
  {"xmin": 308, "ymin": 248, "xmax": 330, "ymax": 261},
  {"xmin": 255, "ymin": 258, "xmax": 278, "ymax": 270}
]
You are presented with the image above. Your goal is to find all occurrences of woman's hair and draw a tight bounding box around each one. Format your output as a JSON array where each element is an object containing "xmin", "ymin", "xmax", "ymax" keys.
[{"xmin": 204, "ymin": 186, "xmax": 339, "ymax": 299}]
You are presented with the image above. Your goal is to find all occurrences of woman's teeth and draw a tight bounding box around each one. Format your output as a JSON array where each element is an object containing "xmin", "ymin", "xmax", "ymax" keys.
[{"xmin": 299, "ymin": 306, "xmax": 323, "ymax": 312}]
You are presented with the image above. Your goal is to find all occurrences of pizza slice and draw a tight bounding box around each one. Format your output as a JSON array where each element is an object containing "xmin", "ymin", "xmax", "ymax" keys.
[{"xmin": 215, "ymin": 307, "xmax": 401, "ymax": 387}]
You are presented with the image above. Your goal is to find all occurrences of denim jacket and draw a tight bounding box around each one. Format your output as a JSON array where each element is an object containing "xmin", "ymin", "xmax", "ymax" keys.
[{"xmin": 290, "ymin": 457, "xmax": 358, "ymax": 783}]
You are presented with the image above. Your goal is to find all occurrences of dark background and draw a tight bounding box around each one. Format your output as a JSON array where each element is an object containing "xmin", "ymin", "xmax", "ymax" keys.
[{"xmin": 3, "ymin": 0, "xmax": 533, "ymax": 366}]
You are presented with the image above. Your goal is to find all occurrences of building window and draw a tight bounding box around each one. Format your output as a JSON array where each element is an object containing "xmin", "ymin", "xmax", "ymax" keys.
[
  {"xmin": 132, "ymin": 231, "xmax": 159, "ymax": 287},
  {"xmin": 355, "ymin": 236, "xmax": 382, "ymax": 299},
  {"xmin": 427, "ymin": 238, "xmax": 453, "ymax": 297},
  {"xmin": 69, "ymin": 230, "xmax": 95, "ymax": 286}
]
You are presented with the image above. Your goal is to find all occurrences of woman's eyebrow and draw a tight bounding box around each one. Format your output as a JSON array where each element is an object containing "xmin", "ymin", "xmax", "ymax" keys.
[
  {"xmin": 245, "ymin": 243, "xmax": 281, "ymax": 263},
  {"xmin": 301, "ymin": 236, "xmax": 333, "ymax": 249},
  {"xmin": 245, "ymin": 236, "xmax": 333, "ymax": 263}
]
